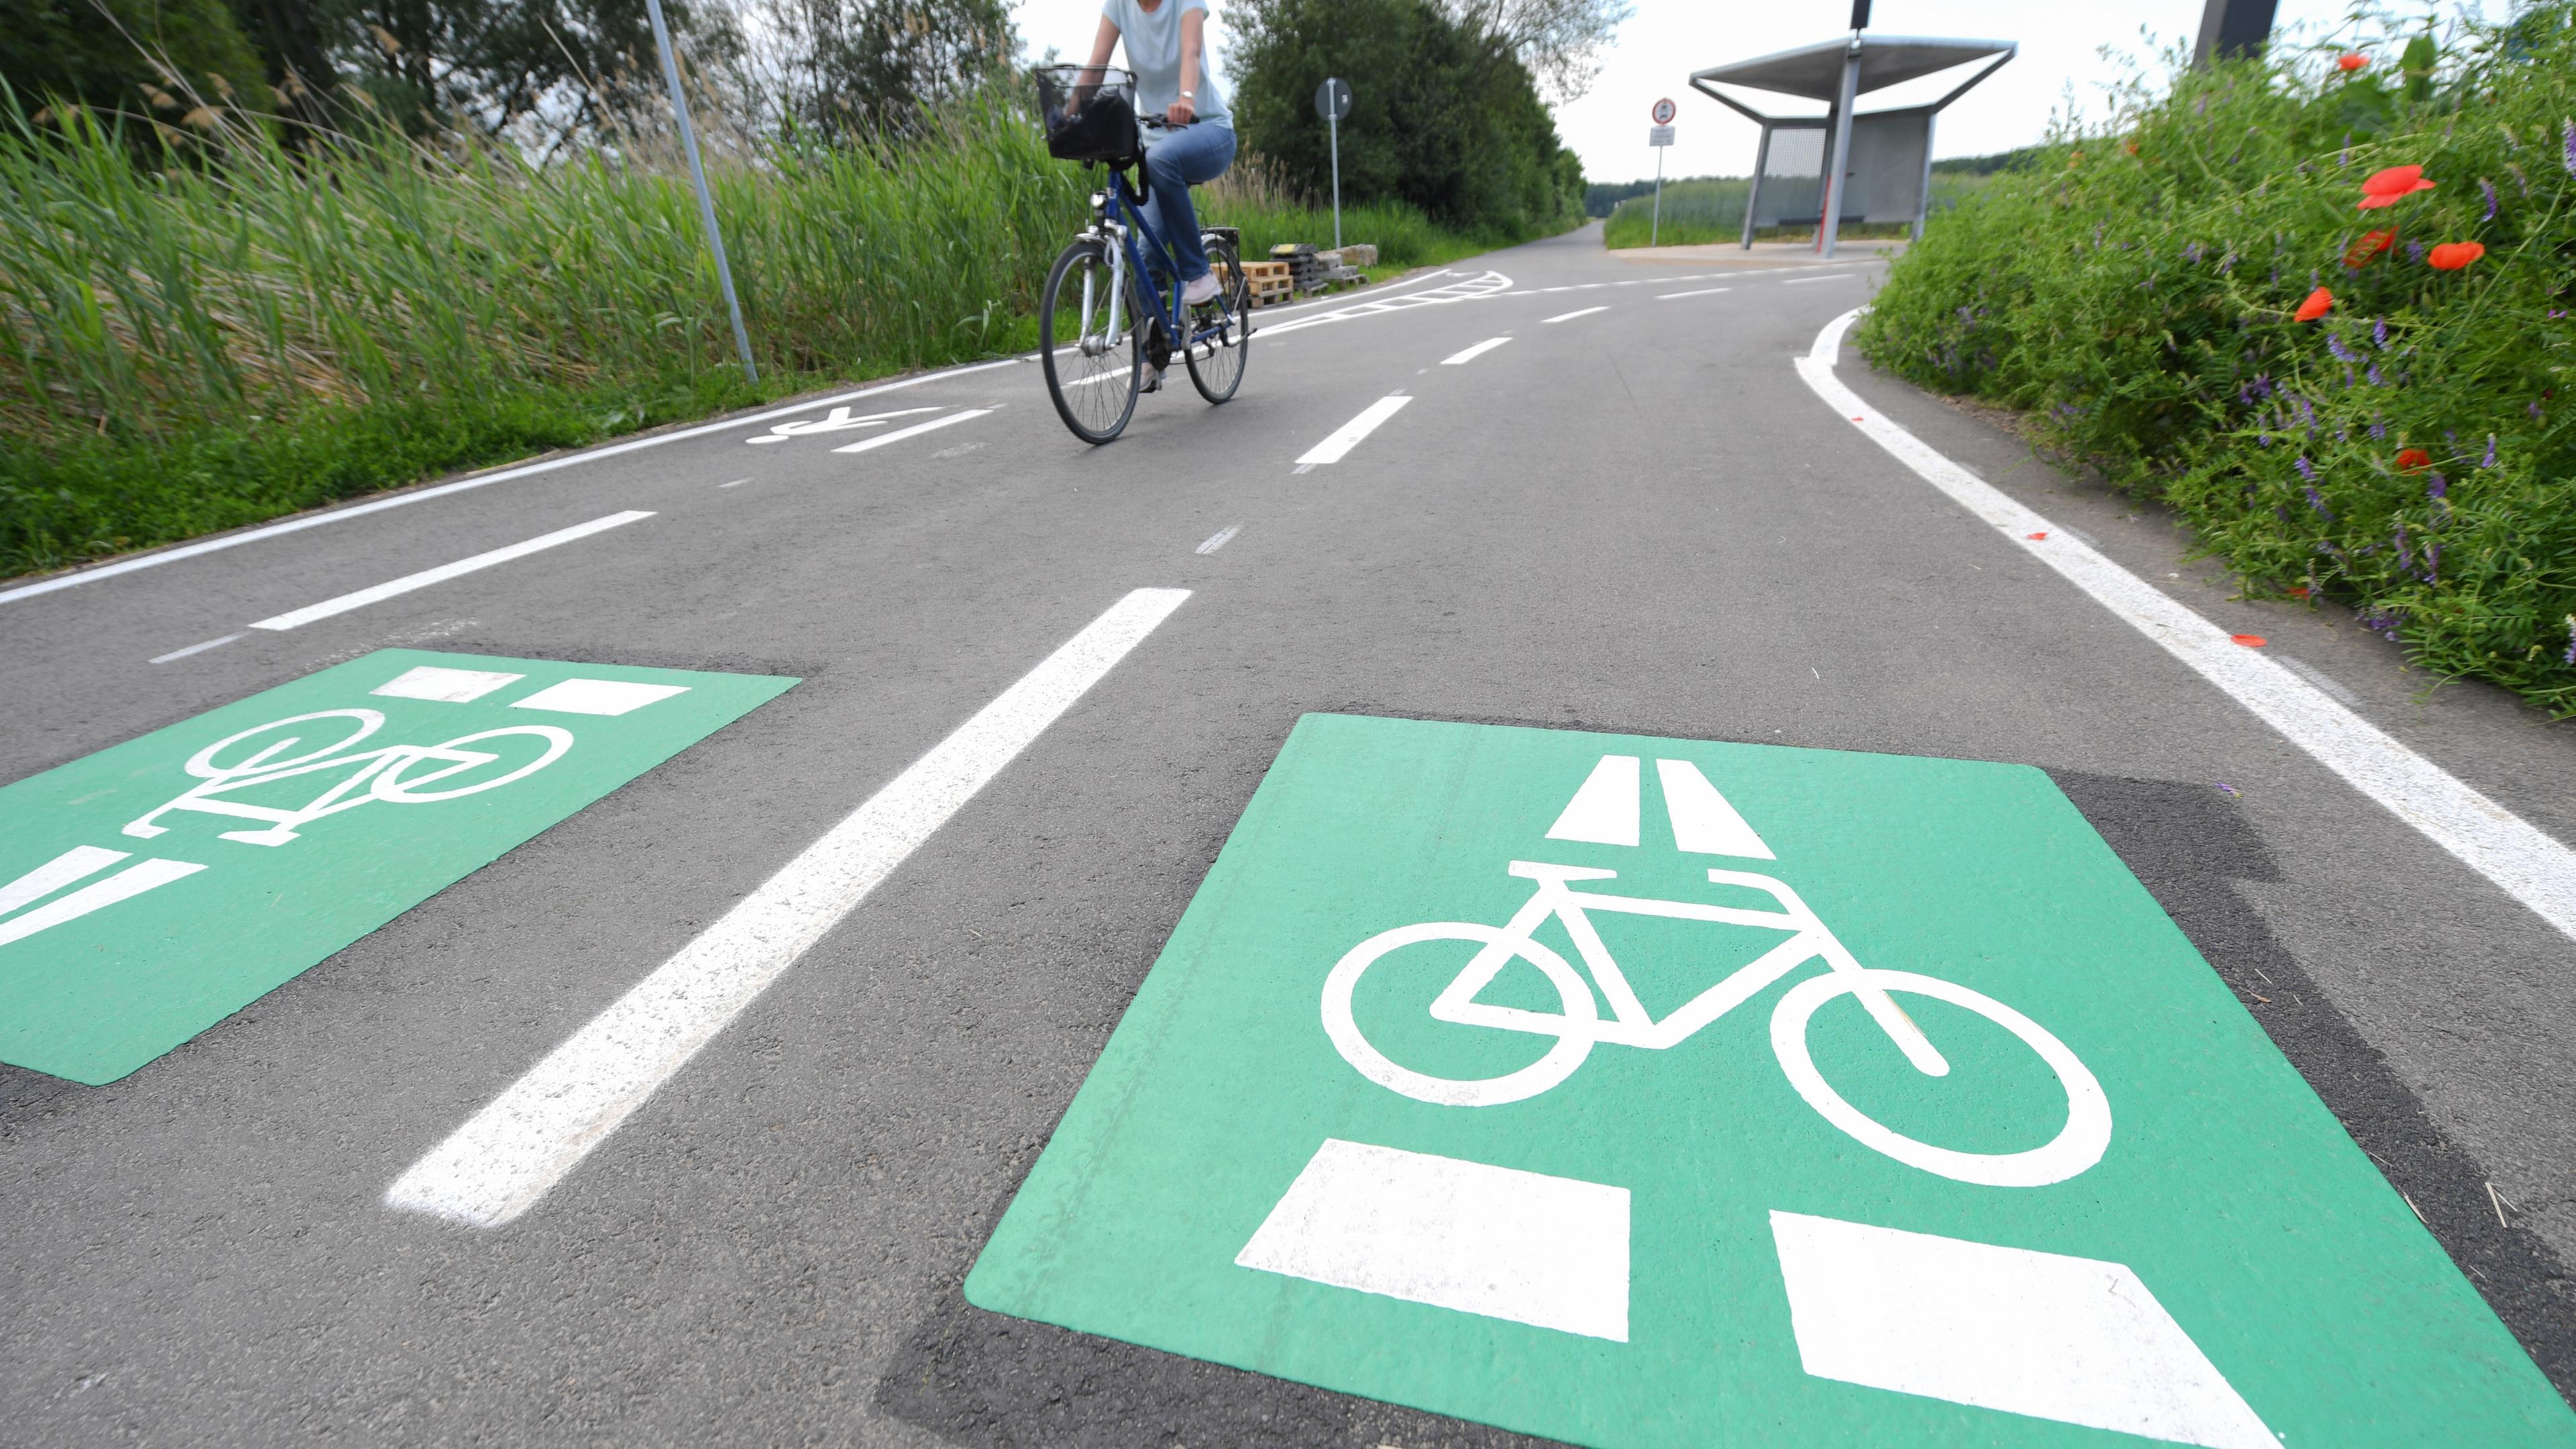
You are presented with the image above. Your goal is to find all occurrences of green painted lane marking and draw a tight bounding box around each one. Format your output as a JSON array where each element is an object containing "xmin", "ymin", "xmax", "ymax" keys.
[
  {"xmin": 967, "ymin": 713, "xmax": 2576, "ymax": 1448},
  {"xmin": 0, "ymin": 650, "xmax": 796, "ymax": 1084}
]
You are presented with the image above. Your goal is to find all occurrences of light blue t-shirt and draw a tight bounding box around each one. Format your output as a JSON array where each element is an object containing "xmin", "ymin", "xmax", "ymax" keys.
[{"xmin": 1103, "ymin": 0, "xmax": 1231, "ymax": 128}]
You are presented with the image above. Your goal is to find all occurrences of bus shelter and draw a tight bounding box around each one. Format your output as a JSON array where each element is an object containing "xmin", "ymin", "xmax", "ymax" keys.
[{"xmin": 1689, "ymin": 34, "xmax": 2014, "ymax": 257}]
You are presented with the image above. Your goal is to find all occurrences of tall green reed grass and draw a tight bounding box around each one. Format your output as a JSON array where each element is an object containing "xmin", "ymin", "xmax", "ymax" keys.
[
  {"xmin": 0, "ymin": 101, "xmax": 1481, "ymax": 576},
  {"xmin": 1858, "ymin": 5, "xmax": 2576, "ymax": 714}
]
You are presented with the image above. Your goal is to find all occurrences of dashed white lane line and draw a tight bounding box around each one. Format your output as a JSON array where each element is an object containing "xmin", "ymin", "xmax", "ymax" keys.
[
  {"xmin": 833, "ymin": 409, "xmax": 992, "ymax": 454},
  {"xmin": 1544, "ymin": 307, "xmax": 1609, "ymax": 323},
  {"xmin": 1799, "ymin": 307, "xmax": 2576, "ymax": 945},
  {"xmin": 1195, "ymin": 523, "xmax": 1242, "ymax": 554},
  {"xmin": 0, "ymin": 363, "xmax": 1024, "ymax": 606},
  {"xmin": 718, "ymin": 478, "xmax": 751, "ymax": 488},
  {"xmin": 151, "ymin": 633, "xmax": 244, "ymax": 663},
  {"xmin": 248, "ymin": 511, "xmax": 654, "ymax": 631},
  {"xmin": 1442, "ymin": 337, "xmax": 1513, "ymax": 365},
  {"xmin": 1296, "ymin": 396, "xmax": 1413, "ymax": 468},
  {"xmin": 1658, "ymin": 287, "xmax": 1733, "ymax": 300},
  {"xmin": 384, "ymin": 586, "xmax": 1193, "ymax": 1228},
  {"xmin": 1784, "ymin": 272, "xmax": 1858, "ymax": 284}
]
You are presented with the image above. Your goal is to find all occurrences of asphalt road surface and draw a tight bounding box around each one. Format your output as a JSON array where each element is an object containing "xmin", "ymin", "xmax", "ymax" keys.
[{"xmin": 7, "ymin": 223, "xmax": 2576, "ymax": 1446}]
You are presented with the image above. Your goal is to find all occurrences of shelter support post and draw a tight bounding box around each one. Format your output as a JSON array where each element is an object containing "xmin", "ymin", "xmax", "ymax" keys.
[
  {"xmin": 1819, "ymin": 40, "xmax": 1861, "ymax": 259},
  {"xmin": 1741, "ymin": 127, "xmax": 1770, "ymax": 251}
]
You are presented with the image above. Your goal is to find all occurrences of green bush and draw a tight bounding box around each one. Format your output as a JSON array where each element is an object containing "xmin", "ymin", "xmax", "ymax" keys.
[{"xmin": 1857, "ymin": 7, "xmax": 2576, "ymax": 714}]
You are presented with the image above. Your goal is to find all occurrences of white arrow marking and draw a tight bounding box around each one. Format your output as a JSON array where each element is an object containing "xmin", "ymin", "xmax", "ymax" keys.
[
  {"xmin": 1656, "ymin": 759, "xmax": 1774, "ymax": 859},
  {"xmin": 0, "ymin": 857, "xmax": 207, "ymax": 949},
  {"xmin": 0, "ymin": 845, "xmax": 132, "ymax": 917},
  {"xmin": 1547, "ymin": 754, "xmax": 1640, "ymax": 847}
]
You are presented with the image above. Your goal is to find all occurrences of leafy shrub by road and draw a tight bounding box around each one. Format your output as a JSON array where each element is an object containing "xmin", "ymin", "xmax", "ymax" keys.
[{"xmin": 1858, "ymin": 9, "xmax": 2576, "ymax": 713}]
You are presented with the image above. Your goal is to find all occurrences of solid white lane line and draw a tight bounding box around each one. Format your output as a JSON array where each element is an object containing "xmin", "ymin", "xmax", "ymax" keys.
[
  {"xmin": 384, "ymin": 586, "xmax": 1193, "ymax": 1228},
  {"xmin": 717, "ymin": 478, "xmax": 751, "ymax": 488},
  {"xmin": 832, "ymin": 409, "xmax": 991, "ymax": 453},
  {"xmin": 1545, "ymin": 307, "xmax": 1609, "ymax": 324},
  {"xmin": 249, "ymin": 511, "xmax": 653, "ymax": 631},
  {"xmin": 151, "ymin": 633, "xmax": 244, "ymax": 663},
  {"xmin": 0, "ymin": 364, "xmax": 1022, "ymax": 606},
  {"xmin": 1442, "ymin": 337, "xmax": 1512, "ymax": 365},
  {"xmin": 1658, "ymin": 287, "xmax": 1733, "ymax": 300},
  {"xmin": 1799, "ymin": 308, "xmax": 2576, "ymax": 945},
  {"xmin": 1784, "ymin": 273, "xmax": 1858, "ymax": 284},
  {"xmin": 1195, "ymin": 523, "xmax": 1242, "ymax": 554},
  {"xmin": 1297, "ymin": 396, "xmax": 1413, "ymax": 467},
  {"xmin": 1540, "ymin": 286, "xmax": 1572, "ymax": 293}
]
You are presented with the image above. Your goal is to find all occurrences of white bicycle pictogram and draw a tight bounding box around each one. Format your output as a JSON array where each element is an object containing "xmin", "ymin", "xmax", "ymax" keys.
[
  {"xmin": 122, "ymin": 709, "xmax": 573, "ymax": 847},
  {"xmin": 1322, "ymin": 861, "xmax": 2111, "ymax": 1187}
]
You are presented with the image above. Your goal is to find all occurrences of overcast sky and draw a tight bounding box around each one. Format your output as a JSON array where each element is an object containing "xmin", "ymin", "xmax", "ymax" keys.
[{"xmin": 1009, "ymin": 1, "xmax": 2504, "ymax": 185}]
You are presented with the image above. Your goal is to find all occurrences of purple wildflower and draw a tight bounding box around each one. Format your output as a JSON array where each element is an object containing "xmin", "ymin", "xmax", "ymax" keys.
[
  {"xmin": 2483, "ymin": 435, "xmax": 2498, "ymax": 468},
  {"xmin": 2406, "ymin": 240, "xmax": 2428, "ymax": 264},
  {"xmin": 2328, "ymin": 333, "xmax": 2359, "ymax": 363},
  {"xmin": 2305, "ymin": 486, "xmax": 2334, "ymax": 519},
  {"xmin": 2295, "ymin": 455, "xmax": 2317, "ymax": 482},
  {"xmin": 2184, "ymin": 241, "xmax": 2206, "ymax": 262},
  {"xmin": 2367, "ymin": 364, "xmax": 2384, "ymax": 387},
  {"xmin": 2509, "ymin": 162, "xmax": 2530, "ymax": 196},
  {"xmin": 2257, "ymin": 431, "xmax": 2272, "ymax": 447},
  {"xmin": 2218, "ymin": 250, "xmax": 2239, "ymax": 274},
  {"xmin": 2373, "ymin": 317, "xmax": 2388, "ymax": 350},
  {"xmin": 2394, "ymin": 521, "xmax": 2412, "ymax": 571},
  {"xmin": 2424, "ymin": 541, "xmax": 2438, "ymax": 583},
  {"xmin": 2534, "ymin": 402, "xmax": 2548, "ymax": 420},
  {"xmin": 2565, "ymin": 616, "xmax": 2576, "ymax": 667},
  {"xmin": 2481, "ymin": 178, "xmax": 2498, "ymax": 220},
  {"xmin": 2565, "ymin": 120, "xmax": 2576, "ymax": 178},
  {"xmin": 2369, "ymin": 415, "xmax": 2387, "ymax": 439},
  {"xmin": 2426, "ymin": 471, "xmax": 2448, "ymax": 499}
]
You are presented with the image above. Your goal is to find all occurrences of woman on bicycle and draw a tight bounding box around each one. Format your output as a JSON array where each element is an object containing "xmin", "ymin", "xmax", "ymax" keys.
[{"xmin": 1080, "ymin": 0, "xmax": 1236, "ymax": 382}]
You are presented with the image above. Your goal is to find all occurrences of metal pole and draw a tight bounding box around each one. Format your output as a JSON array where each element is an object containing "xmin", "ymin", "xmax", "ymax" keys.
[
  {"xmin": 1328, "ymin": 109, "xmax": 1342, "ymax": 250},
  {"xmin": 1741, "ymin": 126, "xmax": 1769, "ymax": 252},
  {"xmin": 1819, "ymin": 37, "xmax": 1862, "ymax": 260},
  {"xmin": 645, "ymin": 0, "xmax": 755, "ymax": 383},
  {"xmin": 1650, "ymin": 144, "xmax": 1664, "ymax": 247}
]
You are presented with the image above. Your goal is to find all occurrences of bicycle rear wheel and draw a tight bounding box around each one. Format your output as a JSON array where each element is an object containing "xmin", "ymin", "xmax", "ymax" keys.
[
  {"xmin": 1040, "ymin": 238, "xmax": 1142, "ymax": 445},
  {"xmin": 1185, "ymin": 233, "xmax": 1250, "ymax": 404}
]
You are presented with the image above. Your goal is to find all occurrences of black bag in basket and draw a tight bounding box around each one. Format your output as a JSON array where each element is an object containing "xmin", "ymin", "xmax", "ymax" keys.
[{"xmin": 1036, "ymin": 64, "xmax": 1140, "ymax": 164}]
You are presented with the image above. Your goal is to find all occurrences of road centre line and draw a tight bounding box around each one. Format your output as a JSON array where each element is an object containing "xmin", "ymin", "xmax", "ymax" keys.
[
  {"xmin": 833, "ymin": 409, "xmax": 991, "ymax": 454},
  {"xmin": 0, "ymin": 364, "xmax": 1022, "ymax": 607},
  {"xmin": 1442, "ymin": 337, "xmax": 1512, "ymax": 365},
  {"xmin": 1544, "ymin": 307, "xmax": 1609, "ymax": 323},
  {"xmin": 1195, "ymin": 523, "xmax": 1242, "ymax": 554},
  {"xmin": 248, "ymin": 511, "xmax": 653, "ymax": 631},
  {"xmin": 717, "ymin": 478, "xmax": 752, "ymax": 488},
  {"xmin": 1799, "ymin": 307, "xmax": 2576, "ymax": 945},
  {"xmin": 1297, "ymin": 396, "xmax": 1413, "ymax": 468},
  {"xmin": 150, "ymin": 633, "xmax": 244, "ymax": 663},
  {"xmin": 1784, "ymin": 273, "xmax": 1858, "ymax": 284},
  {"xmin": 383, "ymin": 586, "xmax": 1192, "ymax": 1228},
  {"xmin": 1658, "ymin": 288, "xmax": 1733, "ymax": 300}
]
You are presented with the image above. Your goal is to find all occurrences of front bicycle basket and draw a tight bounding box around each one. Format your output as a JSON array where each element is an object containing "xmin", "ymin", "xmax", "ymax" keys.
[{"xmin": 1036, "ymin": 64, "xmax": 1140, "ymax": 164}]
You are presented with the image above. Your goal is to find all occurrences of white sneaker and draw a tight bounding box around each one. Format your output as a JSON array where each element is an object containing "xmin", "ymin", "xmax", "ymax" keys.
[
  {"xmin": 1140, "ymin": 366, "xmax": 1164, "ymax": 394},
  {"xmin": 1181, "ymin": 272, "xmax": 1222, "ymax": 306}
]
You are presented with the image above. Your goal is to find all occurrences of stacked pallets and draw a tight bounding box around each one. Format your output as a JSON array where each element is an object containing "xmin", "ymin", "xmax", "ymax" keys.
[
  {"xmin": 1219, "ymin": 260, "xmax": 1295, "ymax": 307},
  {"xmin": 1270, "ymin": 242, "xmax": 1327, "ymax": 293}
]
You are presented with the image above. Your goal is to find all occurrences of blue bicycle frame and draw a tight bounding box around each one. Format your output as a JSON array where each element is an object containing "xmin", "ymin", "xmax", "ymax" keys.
[{"xmin": 1088, "ymin": 160, "xmax": 1234, "ymax": 360}]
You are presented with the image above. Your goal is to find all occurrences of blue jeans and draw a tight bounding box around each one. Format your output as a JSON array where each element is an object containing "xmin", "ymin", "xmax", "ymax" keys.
[{"xmin": 1142, "ymin": 121, "xmax": 1236, "ymax": 282}]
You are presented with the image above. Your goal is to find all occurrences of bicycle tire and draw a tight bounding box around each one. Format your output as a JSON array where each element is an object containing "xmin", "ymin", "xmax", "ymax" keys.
[
  {"xmin": 1768, "ymin": 967, "xmax": 2111, "ymax": 1187},
  {"xmin": 1322, "ymin": 921, "xmax": 1598, "ymax": 1107},
  {"xmin": 1185, "ymin": 234, "xmax": 1250, "ymax": 404},
  {"xmin": 1040, "ymin": 237, "xmax": 1141, "ymax": 445}
]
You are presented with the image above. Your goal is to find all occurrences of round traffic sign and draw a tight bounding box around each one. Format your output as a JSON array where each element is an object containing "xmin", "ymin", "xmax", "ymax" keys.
[
  {"xmin": 1651, "ymin": 97, "xmax": 1677, "ymax": 125},
  {"xmin": 1316, "ymin": 77, "xmax": 1353, "ymax": 123}
]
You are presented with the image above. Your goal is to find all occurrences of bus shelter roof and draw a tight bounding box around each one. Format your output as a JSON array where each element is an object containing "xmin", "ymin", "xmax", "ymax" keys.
[{"xmin": 1689, "ymin": 36, "xmax": 2015, "ymax": 104}]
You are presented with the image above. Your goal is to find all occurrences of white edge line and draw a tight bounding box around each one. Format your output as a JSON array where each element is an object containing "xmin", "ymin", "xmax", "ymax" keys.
[
  {"xmin": 1782, "ymin": 273, "xmax": 1858, "ymax": 284},
  {"xmin": 1544, "ymin": 307, "xmax": 1609, "ymax": 324},
  {"xmin": 832, "ymin": 409, "xmax": 991, "ymax": 454},
  {"xmin": 0, "ymin": 361, "xmax": 1024, "ymax": 606},
  {"xmin": 1657, "ymin": 288, "xmax": 1733, "ymax": 300},
  {"xmin": 249, "ymin": 511, "xmax": 653, "ymax": 631},
  {"xmin": 150, "ymin": 633, "xmax": 244, "ymax": 663},
  {"xmin": 1799, "ymin": 307, "xmax": 2576, "ymax": 944},
  {"xmin": 1195, "ymin": 523, "xmax": 1242, "ymax": 554},
  {"xmin": 382, "ymin": 586, "xmax": 1193, "ymax": 1228},
  {"xmin": 1440, "ymin": 337, "xmax": 1513, "ymax": 366}
]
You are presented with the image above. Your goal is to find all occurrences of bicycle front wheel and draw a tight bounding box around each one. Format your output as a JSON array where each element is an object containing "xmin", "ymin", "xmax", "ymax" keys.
[
  {"xmin": 1185, "ymin": 233, "xmax": 1250, "ymax": 405},
  {"xmin": 1040, "ymin": 238, "xmax": 1141, "ymax": 445},
  {"xmin": 1322, "ymin": 922, "xmax": 1597, "ymax": 1107}
]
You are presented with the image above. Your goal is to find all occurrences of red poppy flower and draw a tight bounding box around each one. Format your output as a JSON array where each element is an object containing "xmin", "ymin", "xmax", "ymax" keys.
[
  {"xmin": 2288, "ymin": 586, "xmax": 2312, "ymax": 598},
  {"xmin": 2427, "ymin": 240, "xmax": 2485, "ymax": 270},
  {"xmin": 2294, "ymin": 286, "xmax": 2335, "ymax": 322},
  {"xmin": 2341, "ymin": 229, "xmax": 2398, "ymax": 268},
  {"xmin": 2357, "ymin": 165, "xmax": 2436, "ymax": 209},
  {"xmin": 2396, "ymin": 447, "xmax": 2432, "ymax": 472},
  {"xmin": 2336, "ymin": 52, "xmax": 2368, "ymax": 72}
]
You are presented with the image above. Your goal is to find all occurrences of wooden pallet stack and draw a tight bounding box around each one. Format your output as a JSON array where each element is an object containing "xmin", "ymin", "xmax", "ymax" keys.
[
  {"xmin": 1218, "ymin": 260, "xmax": 1295, "ymax": 308},
  {"xmin": 1270, "ymin": 242, "xmax": 1327, "ymax": 293}
]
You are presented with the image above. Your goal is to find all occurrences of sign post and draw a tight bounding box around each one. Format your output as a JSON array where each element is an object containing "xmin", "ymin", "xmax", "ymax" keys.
[
  {"xmin": 643, "ymin": 0, "xmax": 756, "ymax": 382},
  {"xmin": 1648, "ymin": 99, "xmax": 1677, "ymax": 246},
  {"xmin": 1316, "ymin": 78, "xmax": 1352, "ymax": 250}
]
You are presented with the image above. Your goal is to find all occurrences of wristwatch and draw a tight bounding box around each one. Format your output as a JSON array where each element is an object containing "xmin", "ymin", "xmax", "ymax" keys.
[{"xmin": 1180, "ymin": 89, "xmax": 1195, "ymax": 99}]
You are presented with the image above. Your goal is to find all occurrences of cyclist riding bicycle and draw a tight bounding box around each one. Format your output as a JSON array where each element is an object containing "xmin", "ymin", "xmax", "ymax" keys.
[{"xmin": 1077, "ymin": 0, "xmax": 1236, "ymax": 392}]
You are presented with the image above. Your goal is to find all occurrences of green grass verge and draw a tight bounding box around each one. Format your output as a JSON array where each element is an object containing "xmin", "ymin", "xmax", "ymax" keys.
[{"xmin": 1855, "ymin": 7, "xmax": 2576, "ymax": 715}]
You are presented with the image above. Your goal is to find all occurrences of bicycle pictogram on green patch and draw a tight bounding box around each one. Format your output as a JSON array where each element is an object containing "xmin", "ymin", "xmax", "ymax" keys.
[
  {"xmin": 0, "ymin": 651, "xmax": 796, "ymax": 1084},
  {"xmin": 967, "ymin": 713, "xmax": 2576, "ymax": 1448}
]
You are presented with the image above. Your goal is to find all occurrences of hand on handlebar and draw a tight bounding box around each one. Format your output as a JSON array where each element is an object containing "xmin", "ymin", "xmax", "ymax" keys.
[{"xmin": 1164, "ymin": 99, "xmax": 1195, "ymax": 127}]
